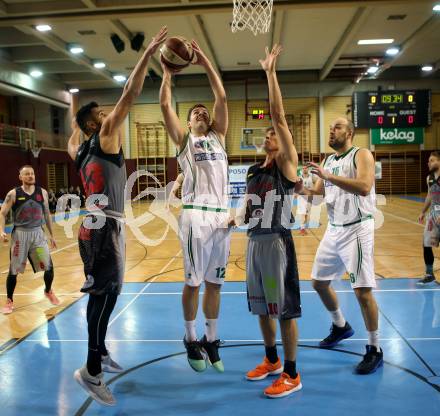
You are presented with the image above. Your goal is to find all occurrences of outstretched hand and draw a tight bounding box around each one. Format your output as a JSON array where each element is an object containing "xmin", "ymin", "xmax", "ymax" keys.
[
  {"xmin": 307, "ymin": 162, "xmax": 330, "ymax": 181},
  {"xmin": 191, "ymin": 40, "xmax": 209, "ymax": 67},
  {"xmin": 146, "ymin": 26, "xmax": 168, "ymax": 56},
  {"xmin": 259, "ymin": 44, "xmax": 282, "ymax": 73}
]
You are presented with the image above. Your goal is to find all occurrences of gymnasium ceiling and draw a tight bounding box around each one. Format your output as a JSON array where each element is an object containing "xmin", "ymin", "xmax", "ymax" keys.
[{"xmin": 0, "ymin": 0, "xmax": 439, "ymax": 91}]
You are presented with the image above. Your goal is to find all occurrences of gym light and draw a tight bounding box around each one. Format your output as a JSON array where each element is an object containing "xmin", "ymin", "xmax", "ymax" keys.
[
  {"xmin": 367, "ymin": 66, "xmax": 379, "ymax": 74},
  {"xmin": 69, "ymin": 88, "xmax": 79, "ymax": 93},
  {"xmin": 358, "ymin": 39, "xmax": 394, "ymax": 45},
  {"xmin": 113, "ymin": 74, "xmax": 127, "ymax": 82},
  {"xmin": 386, "ymin": 47, "xmax": 400, "ymax": 56},
  {"xmin": 433, "ymin": 5, "xmax": 440, "ymax": 12},
  {"xmin": 36, "ymin": 24, "xmax": 52, "ymax": 32},
  {"xmin": 93, "ymin": 62, "xmax": 106, "ymax": 69},
  {"xmin": 30, "ymin": 70, "xmax": 43, "ymax": 78},
  {"xmin": 69, "ymin": 45, "xmax": 84, "ymax": 54},
  {"xmin": 421, "ymin": 65, "xmax": 433, "ymax": 72}
]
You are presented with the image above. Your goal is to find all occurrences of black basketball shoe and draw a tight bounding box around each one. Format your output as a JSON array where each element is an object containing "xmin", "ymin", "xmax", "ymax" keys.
[
  {"xmin": 183, "ymin": 337, "xmax": 207, "ymax": 372},
  {"xmin": 319, "ymin": 322, "xmax": 354, "ymax": 348},
  {"xmin": 355, "ymin": 345, "xmax": 383, "ymax": 374},
  {"xmin": 200, "ymin": 335, "xmax": 224, "ymax": 373}
]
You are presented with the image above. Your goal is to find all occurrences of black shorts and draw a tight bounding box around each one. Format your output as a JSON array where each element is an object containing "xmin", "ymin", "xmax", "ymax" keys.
[
  {"xmin": 246, "ymin": 232, "xmax": 301, "ymax": 320},
  {"xmin": 78, "ymin": 215, "xmax": 125, "ymax": 295}
]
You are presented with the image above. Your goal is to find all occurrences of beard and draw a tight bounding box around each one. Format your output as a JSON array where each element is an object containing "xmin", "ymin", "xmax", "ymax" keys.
[
  {"xmin": 429, "ymin": 166, "xmax": 439, "ymax": 174},
  {"xmin": 328, "ymin": 139, "xmax": 344, "ymax": 150}
]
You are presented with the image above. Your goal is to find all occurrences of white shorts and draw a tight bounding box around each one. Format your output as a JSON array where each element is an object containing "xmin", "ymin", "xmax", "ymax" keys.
[
  {"xmin": 296, "ymin": 195, "xmax": 312, "ymax": 216},
  {"xmin": 178, "ymin": 208, "xmax": 232, "ymax": 287},
  {"xmin": 311, "ymin": 219, "xmax": 376, "ymax": 288}
]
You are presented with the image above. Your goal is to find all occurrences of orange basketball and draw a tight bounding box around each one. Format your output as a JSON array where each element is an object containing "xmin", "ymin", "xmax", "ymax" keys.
[{"xmin": 160, "ymin": 36, "xmax": 195, "ymax": 72}]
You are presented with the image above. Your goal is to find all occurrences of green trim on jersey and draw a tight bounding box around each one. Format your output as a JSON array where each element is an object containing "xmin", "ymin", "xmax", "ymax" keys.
[
  {"xmin": 352, "ymin": 147, "xmax": 360, "ymax": 169},
  {"xmin": 330, "ymin": 214, "xmax": 373, "ymax": 227},
  {"xmin": 334, "ymin": 146, "xmax": 355, "ymax": 161},
  {"xmin": 177, "ymin": 132, "xmax": 190, "ymax": 157},
  {"xmin": 183, "ymin": 204, "xmax": 228, "ymax": 213}
]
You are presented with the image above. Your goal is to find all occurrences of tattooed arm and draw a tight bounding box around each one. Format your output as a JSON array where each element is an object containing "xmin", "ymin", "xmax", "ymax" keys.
[{"xmin": 0, "ymin": 190, "xmax": 16, "ymax": 241}]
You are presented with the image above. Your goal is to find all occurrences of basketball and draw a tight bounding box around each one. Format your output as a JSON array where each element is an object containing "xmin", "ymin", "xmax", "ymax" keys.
[{"xmin": 160, "ymin": 36, "xmax": 195, "ymax": 72}]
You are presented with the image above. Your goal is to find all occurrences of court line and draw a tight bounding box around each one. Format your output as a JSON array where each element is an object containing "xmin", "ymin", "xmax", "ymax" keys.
[
  {"xmin": 74, "ymin": 343, "xmax": 440, "ymax": 415},
  {"xmin": 382, "ymin": 210, "xmax": 424, "ymax": 227},
  {"xmin": 108, "ymin": 249, "xmax": 183, "ymax": 327},
  {"xmin": 24, "ymin": 337, "xmax": 440, "ymax": 342},
  {"xmin": 379, "ymin": 308, "xmax": 437, "ymax": 377},
  {"xmin": 4, "ymin": 288, "xmax": 440, "ymax": 296}
]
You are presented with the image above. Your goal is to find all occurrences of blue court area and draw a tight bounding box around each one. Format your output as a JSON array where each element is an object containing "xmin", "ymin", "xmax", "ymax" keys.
[{"xmin": 1, "ymin": 279, "xmax": 439, "ymax": 415}]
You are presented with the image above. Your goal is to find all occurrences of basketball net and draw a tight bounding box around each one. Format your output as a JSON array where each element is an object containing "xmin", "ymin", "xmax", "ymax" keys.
[
  {"xmin": 31, "ymin": 147, "xmax": 41, "ymax": 158},
  {"xmin": 231, "ymin": 0, "xmax": 273, "ymax": 36}
]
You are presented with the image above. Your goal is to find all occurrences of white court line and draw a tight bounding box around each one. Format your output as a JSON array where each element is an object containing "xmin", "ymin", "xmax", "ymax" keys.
[
  {"xmin": 4, "ymin": 288, "xmax": 440, "ymax": 296},
  {"xmin": 0, "ymin": 241, "xmax": 78, "ymax": 274},
  {"xmin": 383, "ymin": 211, "xmax": 424, "ymax": 228},
  {"xmin": 108, "ymin": 249, "xmax": 183, "ymax": 327},
  {"xmin": 23, "ymin": 337, "xmax": 440, "ymax": 343}
]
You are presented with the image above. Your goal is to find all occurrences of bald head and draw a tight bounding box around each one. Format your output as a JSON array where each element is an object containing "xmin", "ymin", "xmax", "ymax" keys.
[{"xmin": 328, "ymin": 116, "xmax": 355, "ymax": 150}]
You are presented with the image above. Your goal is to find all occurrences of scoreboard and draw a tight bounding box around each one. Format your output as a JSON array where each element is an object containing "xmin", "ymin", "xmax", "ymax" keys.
[{"xmin": 352, "ymin": 90, "xmax": 431, "ymax": 128}]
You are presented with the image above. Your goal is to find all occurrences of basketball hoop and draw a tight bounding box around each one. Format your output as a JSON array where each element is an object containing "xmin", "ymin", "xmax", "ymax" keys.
[
  {"xmin": 31, "ymin": 146, "xmax": 42, "ymax": 158},
  {"xmin": 231, "ymin": 0, "xmax": 274, "ymax": 36}
]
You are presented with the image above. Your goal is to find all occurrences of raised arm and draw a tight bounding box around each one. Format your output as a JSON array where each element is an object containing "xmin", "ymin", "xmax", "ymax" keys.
[
  {"xmin": 309, "ymin": 149, "xmax": 374, "ymax": 196},
  {"xmin": 100, "ymin": 26, "xmax": 168, "ymax": 153},
  {"xmin": 0, "ymin": 189, "xmax": 16, "ymax": 241},
  {"xmin": 260, "ymin": 45, "xmax": 298, "ymax": 182},
  {"xmin": 42, "ymin": 189, "xmax": 56, "ymax": 249},
  {"xmin": 159, "ymin": 63, "xmax": 186, "ymax": 148},
  {"xmin": 191, "ymin": 40, "xmax": 228, "ymax": 140},
  {"xmin": 68, "ymin": 117, "xmax": 81, "ymax": 161}
]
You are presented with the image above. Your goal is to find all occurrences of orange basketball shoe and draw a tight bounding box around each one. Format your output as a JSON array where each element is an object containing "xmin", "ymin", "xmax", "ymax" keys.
[
  {"xmin": 246, "ymin": 357, "xmax": 283, "ymax": 381},
  {"xmin": 44, "ymin": 290, "xmax": 60, "ymax": 305},
  {"xmin": 2, "ymin": 298, "xmax": 13, "ymax": 314},
  {"xmin": 264, "ymin": 372, "xmax": 302, "ymax": 398}
]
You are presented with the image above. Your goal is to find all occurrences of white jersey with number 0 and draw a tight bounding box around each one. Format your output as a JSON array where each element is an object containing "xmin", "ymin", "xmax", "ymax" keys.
[
  {"xmin": 177, "ymin": 129, "xmax": 228, "ymax": 209},
  {"xmin": 323, "ymin": 147, "xmax": 375, "ymax": 226}
]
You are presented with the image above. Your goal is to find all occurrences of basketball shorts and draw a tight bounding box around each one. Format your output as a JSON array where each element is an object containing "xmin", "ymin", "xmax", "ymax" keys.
[
  {"xmin": 423, "ymin": 215, "xmax": 440, "ymax": 247},
  {"xmin": 9, "ymin": 227, "xmax": 52, "ymax": 275},
  {"xmin": 312, "ymin": 219, "xmax": 375, "ymax": 288},
  {"xmin": 78, "ymin": 215, "xmax": 126, "ymax": 295},
  {"xmin": 296, "ymin": 195, "xmax": 312, "ymax": 216},
  {"xmin": 246, "ymin": 232, "xmax": 301, "ymax": 320},
  {"xmin": 178, "ymin": 208, "xmax": 232, "ymax": 287}
]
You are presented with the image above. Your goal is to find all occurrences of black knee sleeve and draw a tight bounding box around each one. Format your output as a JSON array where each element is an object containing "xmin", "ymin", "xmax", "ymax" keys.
[{"xmin": 424, "ymin": 246, "xmax": 434, "ymax": 266}]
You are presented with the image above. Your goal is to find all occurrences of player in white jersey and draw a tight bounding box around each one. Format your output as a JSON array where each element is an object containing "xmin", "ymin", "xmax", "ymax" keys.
[
  {"xmin": 160, "ymin": 41, "xmax": 230, "ymax": 373},
  {"xmin": 302, "ymin": 117, "xmax": 383, "ymax": 374},
  {"xmin": 297, "ymin": 166, "xmax": 316, "ymax": 235}
]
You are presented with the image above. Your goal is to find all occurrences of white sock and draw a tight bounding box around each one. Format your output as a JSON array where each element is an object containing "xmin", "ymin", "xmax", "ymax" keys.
[
  {"xmin": 184, "ymin": 320, "xmax": 197, "ymax": 342},
  {"xmin": 205, "ymin": 318, "xmax": 218, "ymax": 342},
  {"xmin": 330, "ymin": 308, "xmax": 346, "ymax": 328},
  {"xmin": 368, "ymin": 330, "xmax": 380, "ymax": 350}
]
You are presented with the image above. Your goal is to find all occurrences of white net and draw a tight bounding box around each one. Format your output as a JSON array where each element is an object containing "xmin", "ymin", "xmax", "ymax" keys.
[
  {"xmin": 31, "ymin": 147, "xmax": 42, "ymax": 158},
  {"xmin": 231, "ymin": 0, "xmax": 273, "ymax": 36}
]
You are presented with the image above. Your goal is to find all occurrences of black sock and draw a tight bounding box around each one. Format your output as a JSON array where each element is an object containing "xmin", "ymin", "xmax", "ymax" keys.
[
  {"xmin": 424, "ymin": 246, "xmax": 434, "ymax": 274},
  {"xmin": 265, "ymin": 345, "xmax": 278, "ymax": 364},
  {"xmin": 43, "ymin": 268, "xmax": 54, "ymax": 293},
  {"xmin": 283, "ymin": 360, "xmax": 297, "ymax": 378},
  {"xmin": 6, "ymin": 273, "xmax": 17, "ymax": 301}
]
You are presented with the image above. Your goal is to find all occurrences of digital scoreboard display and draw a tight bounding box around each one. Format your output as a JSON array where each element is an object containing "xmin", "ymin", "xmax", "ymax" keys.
[{"xmin": 352, "ymin": 90, "xmax": 431, "ymax": 128}]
